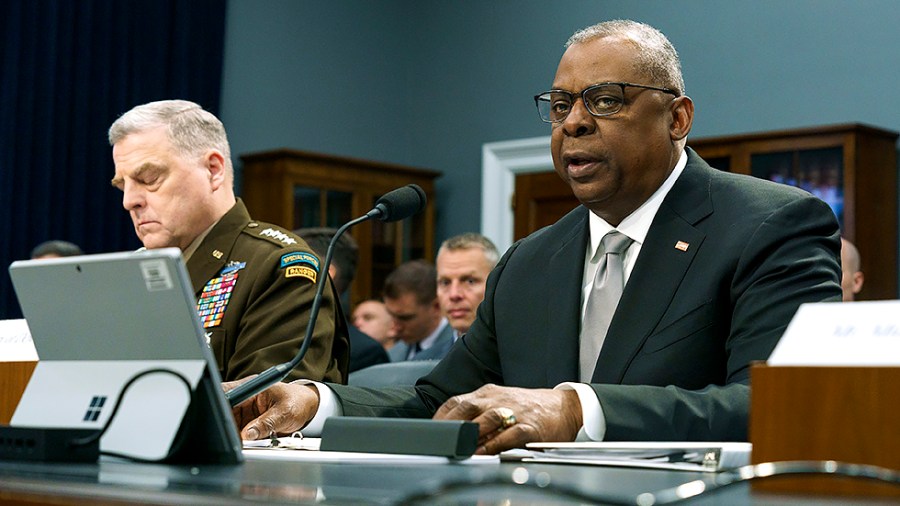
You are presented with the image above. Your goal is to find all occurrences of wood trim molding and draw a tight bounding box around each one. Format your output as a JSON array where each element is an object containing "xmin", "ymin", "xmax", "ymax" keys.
[{"xmin": 480, "ymin": 136, "xmax": 552, "ymax": 253}]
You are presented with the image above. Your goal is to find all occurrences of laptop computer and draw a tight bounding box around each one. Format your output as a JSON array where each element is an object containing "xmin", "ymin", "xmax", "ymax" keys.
[{"xmin": 8, "ymin": 248, "xmax": 243, "ymax": 464}]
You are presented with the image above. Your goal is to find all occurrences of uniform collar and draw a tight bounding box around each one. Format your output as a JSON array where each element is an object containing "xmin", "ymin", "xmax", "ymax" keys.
[{"xmin": 186, "ymin": 199, "xmax": 252, "ymax": 292}]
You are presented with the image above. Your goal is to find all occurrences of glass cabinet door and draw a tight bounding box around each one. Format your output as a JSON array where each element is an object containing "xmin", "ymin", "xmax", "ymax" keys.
[
  {"xmin": 241, "ymin": 149, "xmax": 440, "ymax": 304},
  {"xmin": 750, "ymin": 147, "xmax": 843, "ymax": 228},
  {"xmin": 369, "ymin": 194, "xmax": 428, "ymax": 297},
  {"xmin": 292, "ymin": 186, "xmax": 353, "ymax": 228}
]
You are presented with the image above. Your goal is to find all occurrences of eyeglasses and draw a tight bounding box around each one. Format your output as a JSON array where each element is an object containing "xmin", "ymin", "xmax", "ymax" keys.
[{"xmin": 533, "ymin": 82, "xmax": 680, "ymax": 123}]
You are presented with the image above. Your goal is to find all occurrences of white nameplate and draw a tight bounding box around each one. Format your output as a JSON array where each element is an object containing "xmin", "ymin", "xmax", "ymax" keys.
[
  {"xmin": 0, "ymin": 319, "xmax": 38, "ymax": 362},
  {"xmin": 768, "ymin": 301, "xmax": 900, "ymax": 366}
]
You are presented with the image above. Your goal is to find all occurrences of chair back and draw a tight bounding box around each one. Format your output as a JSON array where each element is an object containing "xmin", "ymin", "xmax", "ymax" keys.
[{"xmin": 348, "ymin": 360, "xmax": 440, "ymax": 387}]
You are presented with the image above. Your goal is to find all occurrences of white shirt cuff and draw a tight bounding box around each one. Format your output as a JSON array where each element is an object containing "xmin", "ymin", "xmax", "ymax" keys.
[
  {"xmin": 555, "ymin": 382, "xmax": 607, "ymax": 441},
  {"xmin": 291, "ymin": 380, "xmax": 342, "ymax": 436}
]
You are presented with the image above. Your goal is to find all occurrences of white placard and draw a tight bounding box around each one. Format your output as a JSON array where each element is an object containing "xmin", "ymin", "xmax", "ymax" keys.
[
  {"xmin": 768, "ymin": 301, "xmax": 900, "ymax": 366},
  {"xmin": 0, "ymin": 319, "xmax": 38, "ymax": 361}
]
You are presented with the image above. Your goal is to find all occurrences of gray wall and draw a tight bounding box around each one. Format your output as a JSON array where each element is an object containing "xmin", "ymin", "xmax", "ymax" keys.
[{"xmin": 221, "ymin": 0, "xmax": 900, "ymax": 247}]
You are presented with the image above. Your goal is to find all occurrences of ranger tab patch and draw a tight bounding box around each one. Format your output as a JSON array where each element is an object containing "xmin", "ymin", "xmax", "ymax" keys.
[
  {"xmin": 280, "ymin": 252, "xmax": 318, "ymax": 283},
  {"xmin": 285, "ymin": 265, "xmax": 317, "ymax": 283}
]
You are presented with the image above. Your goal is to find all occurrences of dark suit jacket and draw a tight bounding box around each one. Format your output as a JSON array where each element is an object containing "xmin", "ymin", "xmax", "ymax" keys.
[
  {"xmin": 348, "ymin": 325, "xmax": 390, "ymax": 373},
  {"xmin": 329, "ymin": 150, "xmax": 842, "ymax": 441}
]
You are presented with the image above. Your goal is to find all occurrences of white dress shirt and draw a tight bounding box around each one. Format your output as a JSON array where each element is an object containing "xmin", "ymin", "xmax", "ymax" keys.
[{"xmin": 556, "ymin": 149, "xmax": 687, "ymax": 440}]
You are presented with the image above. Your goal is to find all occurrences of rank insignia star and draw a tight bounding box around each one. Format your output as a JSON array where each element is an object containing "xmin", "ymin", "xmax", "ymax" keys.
[{"xmin": 259, "ymin": 228, "xmax": 297, "ymax": 245}]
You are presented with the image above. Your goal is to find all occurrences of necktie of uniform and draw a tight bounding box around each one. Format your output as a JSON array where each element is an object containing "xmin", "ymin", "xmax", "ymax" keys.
[{"xmin": 579, "ymin": 231, "xmax": 634, "ymax": 382}]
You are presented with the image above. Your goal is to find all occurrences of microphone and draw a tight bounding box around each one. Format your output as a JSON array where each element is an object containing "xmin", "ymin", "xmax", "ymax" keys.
[
  {"xmin": 225, "ymin": 184, "xmax": 427, "ymax": 407},
  {"xmin": 366, "ymin": 184, "xmax": 427, "ymax": 222}
]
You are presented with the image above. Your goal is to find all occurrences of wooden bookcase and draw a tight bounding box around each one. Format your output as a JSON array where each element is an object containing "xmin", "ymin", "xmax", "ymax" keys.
[
  {"xmin": 239, "ymin": 149, "xmax": 441, "ymax": 305},
  {"xmin": 689, "ymin": 123, "xmax": 898, "ymax": 300}
]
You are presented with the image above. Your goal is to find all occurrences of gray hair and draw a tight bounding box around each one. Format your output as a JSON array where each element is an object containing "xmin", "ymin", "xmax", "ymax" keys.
[
  {"xmin": 108, "ymin": 100, "xmax": 232, "ymax": 174},
  {"xmin": 439, "ymin": 233, "xmax": 500, "ymax": 268},
  {"xmin": 566, "ymin": 20, "xmax": 685, "ymax": 95}
]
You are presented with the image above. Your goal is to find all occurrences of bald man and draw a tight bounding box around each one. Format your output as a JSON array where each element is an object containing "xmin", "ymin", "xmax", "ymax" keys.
[{"xmin": 840, "ymin": 237, "xmax": 865, "ymax": 301}]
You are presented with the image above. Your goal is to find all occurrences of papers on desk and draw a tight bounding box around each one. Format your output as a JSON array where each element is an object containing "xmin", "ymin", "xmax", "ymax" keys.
[
  {"xmin": 241, "ymin": 437, "xmax": 499, "ymax": 465},
  {"xmin": 523, "ymin": 442, "xmax": 751, "ymax": 472},
  {"xmin": 0, "ymin": 319, "xmax": 37, "ymax": 362}
]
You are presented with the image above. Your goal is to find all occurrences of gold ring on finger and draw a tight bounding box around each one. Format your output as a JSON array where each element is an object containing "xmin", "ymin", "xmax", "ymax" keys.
[{"xmin": 497, "ymin": 407, "xmax": 517, "ymax": 429}]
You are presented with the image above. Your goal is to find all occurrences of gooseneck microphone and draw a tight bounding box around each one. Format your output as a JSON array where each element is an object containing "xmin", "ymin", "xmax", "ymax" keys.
[
  {"xmin": 225, "ymin": 184, "xmax": 427, "ymax": 407},
  {"xmin": 368, "ymin": 183, "xmax": 427, "ymax": 222}
]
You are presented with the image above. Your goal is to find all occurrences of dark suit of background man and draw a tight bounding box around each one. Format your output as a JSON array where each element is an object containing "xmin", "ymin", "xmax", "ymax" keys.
[
  {"xmin": 295, "ymin": 227, "xmax": 390, "ymax": 372},
  {"xmin": 227, "ymin": 20, "xmax": 841, "ymax": 451},
  {"xmin": 109, "ymin": 100, "xmax": 349, "ymax": 383}
]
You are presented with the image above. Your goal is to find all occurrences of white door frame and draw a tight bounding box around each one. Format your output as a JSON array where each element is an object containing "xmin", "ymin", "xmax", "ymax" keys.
[{"xmin": 480, "ymin": 136, "xmax": 553, "ymax": 253}]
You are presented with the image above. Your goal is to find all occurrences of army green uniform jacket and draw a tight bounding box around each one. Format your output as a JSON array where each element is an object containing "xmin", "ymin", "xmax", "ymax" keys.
[{"xmin": 186, "ymin": 199, "xmax": 349, "ymax": 383}]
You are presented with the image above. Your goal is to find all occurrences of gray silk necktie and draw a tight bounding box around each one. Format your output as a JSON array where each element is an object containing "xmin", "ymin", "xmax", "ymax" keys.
[{"xmin": 580, "ymin": 230, "xmax": 634, "ymax": 382}]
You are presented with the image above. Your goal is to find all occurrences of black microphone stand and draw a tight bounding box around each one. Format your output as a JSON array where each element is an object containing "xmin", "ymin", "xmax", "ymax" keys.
[{"xmin": 225, "ymin": 212, "xmax": 375, "ymax": 407}]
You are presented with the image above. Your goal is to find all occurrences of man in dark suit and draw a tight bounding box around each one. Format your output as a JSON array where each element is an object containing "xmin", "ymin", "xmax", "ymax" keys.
[{"xmin": 227, "ymin": 20, "xmax": 841, "ymax": 452}]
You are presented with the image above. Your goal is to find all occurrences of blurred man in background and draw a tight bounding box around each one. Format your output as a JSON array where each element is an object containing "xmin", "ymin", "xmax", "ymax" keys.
[
  {"xmin": 30, "ymin": 240, "xmax": 83, "ymax": 259},
  {"xmin": 382, "ymin": 260, "xmax": 453, "ymax": 361},
  {"xmin": 840, "ymin": 237, "xmax": 865, "ymax": 301},
  {"xmin": 435, "ymin": 233, "xmax": 499, "ymax": 338},
  {"xmin": 352, "ymin": 299, "xmax": 397, "ymax": 351}
]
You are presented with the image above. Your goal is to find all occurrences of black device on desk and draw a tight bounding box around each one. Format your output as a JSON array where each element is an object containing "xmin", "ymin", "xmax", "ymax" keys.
[
  {"xmin": 8, "ymin": 248, "xmax": 243, "ymax": 464},
  {"xmin": 321, "ymin": 417, "xmax": 479, "ymax": 459}
]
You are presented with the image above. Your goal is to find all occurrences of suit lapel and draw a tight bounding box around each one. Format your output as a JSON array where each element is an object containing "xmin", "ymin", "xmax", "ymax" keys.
[
  {"xmin": 592, "ymin": 152, "xmax": 714, "ymax": 383},
  {"xmin": 388, "ymin": 343, "xmax": 409, "ymax": 362},
  {"xmin": 545, "ymin": 208, "xmax": 590, "ymax": 386},
  {"xmin": 418, "ymin": 325, "xmax": 453, "ymax": 360}
]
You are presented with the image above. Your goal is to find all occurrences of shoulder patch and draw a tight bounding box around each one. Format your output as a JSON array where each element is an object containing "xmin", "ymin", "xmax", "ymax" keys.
[
  {"xmin": 285, "ymin": 265, "xmax": 317, "ymax": 283},
  {"xmin": 280, "ymin": 252, "xmax": 320, "ymax": 271},
  {"xmin": 259, "ymin": 227, "xmax": 297, "ymax": 246}
]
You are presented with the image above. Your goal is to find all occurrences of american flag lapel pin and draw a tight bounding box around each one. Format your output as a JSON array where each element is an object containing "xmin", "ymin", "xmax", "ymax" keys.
[{"xmin": 675, "ymin": 241, "xmax": 689, "ymax": 252}]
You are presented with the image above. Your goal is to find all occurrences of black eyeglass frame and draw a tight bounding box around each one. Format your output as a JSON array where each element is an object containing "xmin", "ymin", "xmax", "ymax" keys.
[{"xmin": 533, "ymin": 82, "xmax": 680, "ymax": 123}]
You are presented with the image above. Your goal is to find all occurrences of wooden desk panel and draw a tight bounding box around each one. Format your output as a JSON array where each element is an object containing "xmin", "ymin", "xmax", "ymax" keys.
[
  {"xmin": 751, "ymin": 364, "xmax": 900, "ymax": 497},
  {"xmin": 0, "ymin": 361, "xmax": 36, "ymax": 424}
]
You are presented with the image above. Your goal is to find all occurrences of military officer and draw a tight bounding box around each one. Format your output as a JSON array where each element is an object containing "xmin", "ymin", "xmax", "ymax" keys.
[{"xmin": 109, "ymin": 100, "xmax": 349, "ymax": 383}]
